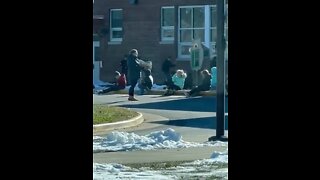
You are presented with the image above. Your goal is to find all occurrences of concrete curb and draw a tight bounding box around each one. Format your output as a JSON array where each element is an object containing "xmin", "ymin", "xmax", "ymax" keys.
[
  {"xmin": 98, "ymin": 89, "xmax": 228, "ymax": 96},
  {"xmin": 93, "ymin": 112, "xmax": 144, "ymax": 133}
]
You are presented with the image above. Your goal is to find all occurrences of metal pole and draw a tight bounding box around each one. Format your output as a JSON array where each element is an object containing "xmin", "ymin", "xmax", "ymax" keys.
[{"xmin": 209, "ymin": 0, "xmax": 227, "ymax": 141}]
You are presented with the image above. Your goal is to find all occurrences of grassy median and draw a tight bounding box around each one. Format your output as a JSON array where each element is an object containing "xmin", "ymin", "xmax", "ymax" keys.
[{"xmin": 93, "ymin": 105, "xmax": 139, "ymax": 125}]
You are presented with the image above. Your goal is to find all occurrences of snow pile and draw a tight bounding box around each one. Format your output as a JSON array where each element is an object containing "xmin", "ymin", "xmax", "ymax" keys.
[
  {"xmin": 210, "ymin": 150, "xmax": 228, "ymax": 163},
  {"xmin": 93, "ymin": 128, "xmax": 227, "ymax": 153},
  {"xmin": 94, "ymin": 80, "xmax": 112, "ymax": 86},
  {"xmin": 93, "ymin": 163, "xmax": 175, "ymax": 180},
  {"xmin": 93, "ymin": 80, "xmax": 113, "ymax": 91},
  {"xmin": 93, "ymin": 150, "xmax": 228, "ymax": 180},
  {"xmin": 152, "ymin": 84, "xmax": 167, "ymax": 90}
]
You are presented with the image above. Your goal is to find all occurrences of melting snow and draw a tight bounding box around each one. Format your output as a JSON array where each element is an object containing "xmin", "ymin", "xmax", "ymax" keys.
[
  {"xmin": 93, "ymin": 128, "xmax": 227, "ymax": 153},
  {"xmin": 93, "ymin": 150, "xmax": 228, "ymax": 179}
]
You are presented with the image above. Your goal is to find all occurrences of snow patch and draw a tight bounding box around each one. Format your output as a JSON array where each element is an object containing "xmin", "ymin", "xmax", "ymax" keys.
[
  {"xmin": 93, "ymin": 155, "xmax": 228, "ymax": 180},
  {"xmin": 93, "ymin": 129, "xmax": 228, "ymax": 152},
  {"xmin": 210, "ymin": 150, "xmax": 228, "ymax": 163}
]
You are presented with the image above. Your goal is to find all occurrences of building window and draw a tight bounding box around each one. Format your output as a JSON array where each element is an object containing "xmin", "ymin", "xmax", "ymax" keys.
[
  {"xmin": 161, "ymin": 7, "xmax": 174, "ymax": 41},
  {"xmin": 178, "ymin": 6, "xmax": 205, "ymax": 58},
  {"xmin": 178, "ymin": 5, "xmax": 228, "ymax": 59},
  {"xmin": 210, "ymin": 5, "xmax": 228, "ymax": 58},
  {"xmin": 110, "ymin": 9, "xmax": 123, "ymax": 41},
  {"xmin": 210, "ymin": 6, "xmax": 217, "ymax": 44}
]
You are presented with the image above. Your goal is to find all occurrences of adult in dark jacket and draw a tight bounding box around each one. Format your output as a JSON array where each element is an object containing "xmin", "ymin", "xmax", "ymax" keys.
[
  {"xmin": 161, "ymin": 57, "xmax": 175, "ymax": 85},
  {"xmin": 186, "ymin": 69, "xmax": 211, "ymax": 97},
  {"xmin": 127, "ymin": 49, "xmax": 143, "ymax": 101},
  {"xmin": 120, "ymin": 55, "xmax": 128, "ymax": 82}
]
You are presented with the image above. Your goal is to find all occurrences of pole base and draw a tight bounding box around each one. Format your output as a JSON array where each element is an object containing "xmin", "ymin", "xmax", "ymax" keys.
[{"xmin": 208, "ymin": 136, "xmax": 228, "ymax": 142}]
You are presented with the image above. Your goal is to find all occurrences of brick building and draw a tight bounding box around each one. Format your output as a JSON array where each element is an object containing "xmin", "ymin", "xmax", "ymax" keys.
[{"xmin": 93, "ymin": 0, "xmax": 228, "ymax": 84}]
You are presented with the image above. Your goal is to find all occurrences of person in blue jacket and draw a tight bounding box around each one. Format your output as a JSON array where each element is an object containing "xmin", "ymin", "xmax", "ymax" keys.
[
  {"xmin": 164, "ymin": 69, "xmax": 187, "ymax": 96},
  {"xmin": 210, "ymin": 57, "xmax": 217, "ymax": 90}
]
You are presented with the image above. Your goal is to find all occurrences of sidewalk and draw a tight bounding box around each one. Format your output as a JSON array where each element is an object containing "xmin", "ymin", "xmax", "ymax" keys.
[
  {"xmin": 93, "ymin": 146, "xmax": 227, "ymax": 165},
  {"xmin": 93, "ymin": 112, "xmax": 228, "ymax": 165},
  {"xmin": 95, "ymin": 89, "xmax": 228, "ymax": 96}
]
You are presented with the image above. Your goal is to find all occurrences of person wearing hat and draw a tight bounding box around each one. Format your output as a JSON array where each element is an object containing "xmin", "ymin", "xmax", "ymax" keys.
[
  {"xmin": 96, "ymin": 71, "xmax": 126, "ymax": 95},
  {"xmin": 127, "ymin": 49, "xmax": 144, "ymax": 101}
]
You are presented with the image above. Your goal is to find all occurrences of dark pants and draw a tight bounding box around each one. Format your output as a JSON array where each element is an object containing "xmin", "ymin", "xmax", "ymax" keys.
[
  {"xmin": 189, "ymin": 86, "xmax": 209, "ymax": 96},
  {"xmin": 100, "ymin": 85, "xmax": 123, "ymax": 94},
  {"xmin": 163, "ymin": 72, "xmax": 172, "ymax": 85},
  {"xmin": 168, "ymin": 84, "xmax": 181, "ymax": 91},
  {"xmin": 122, "ymin": 69, "xmax": 128, "ymax": 84},
  {"xmin": 129, "ymin": 78, "xmax": 138, "ymax": 96}
]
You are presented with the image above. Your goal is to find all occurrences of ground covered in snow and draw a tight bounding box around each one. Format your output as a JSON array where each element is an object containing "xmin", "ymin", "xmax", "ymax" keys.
[
  {"xmin": 93, "ymin": 150, "xmax": 228, "ymax": 180},
  {"xmin": 93, "ymin": 126, "xmax": 228, "ymax": 179},
  {"xmin": 93, "ymin": 128, "xmax": 227, "ymax": 153}
]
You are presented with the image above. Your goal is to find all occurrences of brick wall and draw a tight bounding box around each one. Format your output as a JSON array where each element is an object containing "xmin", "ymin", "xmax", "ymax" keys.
[{"xmin": 93, "ymin": 0, "xmax": 222, "ymax": 84}]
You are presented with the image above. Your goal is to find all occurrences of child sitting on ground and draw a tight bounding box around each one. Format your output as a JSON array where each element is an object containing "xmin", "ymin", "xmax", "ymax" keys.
[
  {"xmin": 138, "ymin": 61, "xmax": 153, "ymax": 95},
  {"xmin": 96, "ymin": 71, "xmax": 126, "ymax": 95},
  {"xmin": 163, "ymin": 69, "xmax": 187, "ymax": 96},
  {"xmin": 185, "ymin": 69, "xmax": 211, "ymax": 97},
  {"xmin": 210, "ymin": 57, "xmax": 217, "ymax": 90}
]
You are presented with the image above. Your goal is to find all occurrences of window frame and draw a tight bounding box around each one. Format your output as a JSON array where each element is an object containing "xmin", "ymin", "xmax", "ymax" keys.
[
  {"xmin": 110, "ymin": 9, "xmax": 123, "ymax": 42},
  {"xmin": 178, "ymin": 5, "xmax": 207, "ymax": 59},
  {"xmin": 161, "ymin": 6, "xmax": 175, "ymax": 42}
]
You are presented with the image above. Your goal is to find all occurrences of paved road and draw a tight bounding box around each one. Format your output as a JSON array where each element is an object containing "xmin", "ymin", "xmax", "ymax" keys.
[
  {"xmin": 93, "ymin": 94, "xmax": 228, "ymax": 164},
  {"xmin": 93, "ymin": 94, "xmax": 228, "ymax": 143}
]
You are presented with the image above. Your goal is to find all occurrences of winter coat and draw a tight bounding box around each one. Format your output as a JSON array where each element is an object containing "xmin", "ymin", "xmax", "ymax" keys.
[
  {"xmin": 117, "ymin": 74, "xmax": 127, "ymax": 89},
  {"xmin": 127, "ymin": 54, "xmax": 142, "ymax": 81},
  {"xmin": 120, "ymin": 59, "xmax": 128, "ymax": 73},
  {"xmin": 199, "ymin": 74, "xmax": 212, "ymax": 90},
  {"xmin": 161, "ymin": 59, "xmax": 175, "ymax": 73},
  {"xmin": 211, "ymin": 67, "xmax": 217, "ymax": 87},
  {"xmin": 139, "ymin": 69, "xmax": 153, "ymax": 89},
  {"xmin": 172, "ymin": 73, "xmax": 187, "ymax": 90}
]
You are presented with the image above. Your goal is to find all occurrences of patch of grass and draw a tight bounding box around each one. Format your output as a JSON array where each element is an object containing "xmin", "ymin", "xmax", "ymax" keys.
[{"xmin": 93, "ymin": 105, "xmax": 138, "ymax": 125}]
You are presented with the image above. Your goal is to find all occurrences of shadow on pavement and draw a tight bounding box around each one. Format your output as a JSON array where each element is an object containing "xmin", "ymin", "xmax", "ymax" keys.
[
  {"xmin": 118, "ymin": 96, "xmax": 228, "ymax": 113},
  {"xmin": 150, "ymin": 116, "xmax": 228, "ymax": 130}
]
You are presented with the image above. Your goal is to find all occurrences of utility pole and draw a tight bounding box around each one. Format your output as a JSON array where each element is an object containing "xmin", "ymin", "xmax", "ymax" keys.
[{"xmin": 209, "ymin": 0, "xmax": 227, "ymax": 141}]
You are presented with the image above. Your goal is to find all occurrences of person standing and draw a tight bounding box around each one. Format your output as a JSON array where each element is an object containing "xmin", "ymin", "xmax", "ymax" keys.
[
  {"xmin": 161, "ymin": 56, "xmax": 175, "ymax": 85},
  {"xmin": 120, "ymin": 54, "xmax": 128, "ymax": 83},
  {"xmin": 127, "ymin": 49, "xmax": 143, "ymax": 101}
]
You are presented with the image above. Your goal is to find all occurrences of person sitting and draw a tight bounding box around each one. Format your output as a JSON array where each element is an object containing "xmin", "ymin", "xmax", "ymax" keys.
[
  {"xmin": 185, "ymin": 69, "xmax": 211, "ymax": 97},
  {"xmin": 96, "ymin": 71, "xmax": 126, "ymax": 95},
  {"xmin": 138, "ymin": 67, "xmax": 153, "ymax": 95},
  {"xmin": 183, "ymin": 72, "xmax": 193, "ymax": 90},
  {"xmin": 210, "ymin": 57, "xmax": 217, "ymax": 90},
  {"xmin": 161, "ymin": 57, "xmax": 176, "ymax": 85},
  {"xmin": 164, "ymin": 69, "xmax": 187, "ymax": 96}
]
